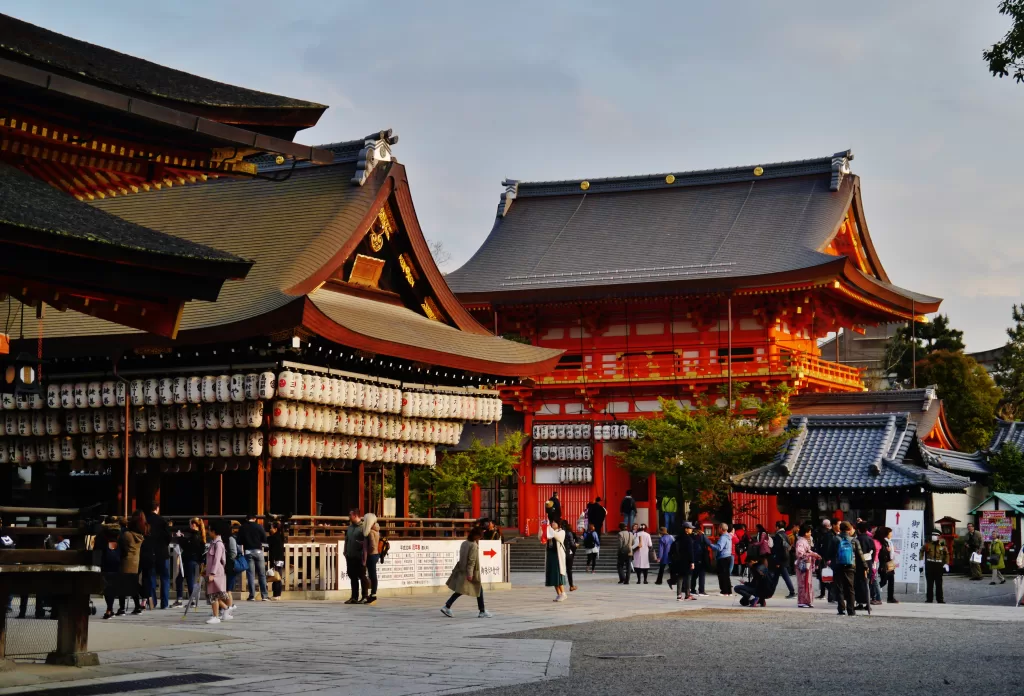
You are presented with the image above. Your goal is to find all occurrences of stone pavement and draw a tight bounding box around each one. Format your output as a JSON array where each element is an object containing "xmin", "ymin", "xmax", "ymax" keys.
[{"xmin": 1, "ymin": 572, "xmax": 1021, "ymax": 695}]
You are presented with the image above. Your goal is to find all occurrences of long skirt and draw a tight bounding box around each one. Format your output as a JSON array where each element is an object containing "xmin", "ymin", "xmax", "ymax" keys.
[
  {"xmin": 796, "ymin": 568, "xmax": 815, "ymax": 605},
  {"xmin": 545, "ymin": 547, "xmax": 567, "ymax": 587}
]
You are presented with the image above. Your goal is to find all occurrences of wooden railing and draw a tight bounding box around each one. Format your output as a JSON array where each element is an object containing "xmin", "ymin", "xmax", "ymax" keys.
[
  {"xmin": 536, "ymin": 349, "xmax": 864, "ymax": 389},
  {"xmin": 163, "ymin": 515, "xmax": 478, "ymax": 541},
  {"xmin": 281, "ymin": 542, "xmax": 338, "ymax": 592}
]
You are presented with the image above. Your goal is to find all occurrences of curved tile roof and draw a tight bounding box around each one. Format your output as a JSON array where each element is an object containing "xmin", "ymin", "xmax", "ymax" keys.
[{"xmin": 920, "ymin": 444, "xmax": 990, "ymax": 477}]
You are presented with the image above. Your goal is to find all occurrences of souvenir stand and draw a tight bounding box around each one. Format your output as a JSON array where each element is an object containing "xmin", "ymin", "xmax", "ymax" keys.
[{"xmin": 447, "ymin": 151, "xmax": 943, "ymax": 533}]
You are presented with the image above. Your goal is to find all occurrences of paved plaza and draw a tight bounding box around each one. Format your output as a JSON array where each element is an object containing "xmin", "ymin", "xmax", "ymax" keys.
[{"xmin": 1, "ymin": 573, "xmax": 1022, "ymax": 695}]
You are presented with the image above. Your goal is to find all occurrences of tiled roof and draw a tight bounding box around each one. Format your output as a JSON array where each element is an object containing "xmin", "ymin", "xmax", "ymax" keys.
[
  {"xmin": 733, "ymin": 414, "xmax": 970, "ymax": 493},
  {"xmin": 920, "ymin": 444, "xmax": 990, "ymax": 477},
  {"xmin": 989, "ymin": 419, "xmax": 1024, "ymax": 453},
  {"xmin": 789, "ymin": 388, "xmax": 944, "ymax": 441},
  {"xmin": 0, "ymin": 162, "xmax": 248, "ymax": 267},
  {"xmin": 970, "ymin": 493, "xmax": 1024, "ymax": 516},
  {"xmin": 0, "ymin": 13, "xmax": 324, "ymax": 111}
]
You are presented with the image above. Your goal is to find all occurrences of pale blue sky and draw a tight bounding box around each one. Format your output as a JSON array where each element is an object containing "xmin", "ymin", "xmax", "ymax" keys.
[{"xmin": 5, "ymin": 1, "xmax": 1023, "ymax": 350}]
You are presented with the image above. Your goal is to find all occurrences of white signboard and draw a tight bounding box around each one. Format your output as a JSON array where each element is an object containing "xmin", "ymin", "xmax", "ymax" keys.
[
  {"xmin": 338, "ymin": 540, "xmax": 503, "ymax": 590},
  {"xmin": 886, "ymin": 509, "xmax": 924, "ymax": 586}
]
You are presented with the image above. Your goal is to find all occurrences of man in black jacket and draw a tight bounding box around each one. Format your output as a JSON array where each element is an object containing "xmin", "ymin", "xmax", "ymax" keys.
[
  {"xmin": 690, "ymin": 528, "xmax": 710, "ymax": 596},
  {"xmin": 238, "ymin": 513, "xmax": 269, "ymax": 601},
  {"xmin": 145, "ymin": 503, "xmax": 171, "ymax": 610},
  {"xmin": 620, "ymin": 491, "xmax": 637, "ymax": 529},
  {"xmin": 585, "ymin": 498, "xmax": 607, "ymax": 534},
  {"xmin": 772, "ymin": 521, "xmax": 796, "ymax": 599},
  {"xmin": 669, "ymin": 521, "xmax": 697, "ymax": 601},
  {"xmin": 830, "ymin": 521, "xmax": 866, "ymax": 616},
  {"xmin": 547, "ymin": 492, "xmax": 561, "ymax": 523}
]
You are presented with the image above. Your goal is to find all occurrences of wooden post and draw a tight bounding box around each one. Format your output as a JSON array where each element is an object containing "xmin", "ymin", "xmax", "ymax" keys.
[
  {"xmin": 255, "ymin": 458, "xmax": 266, "ymax": 517},
  {"xmin": 357, "ymin": 462, "xmax": 365, "ymax": 514},
  {"xmin": 218, "ymin": 473, "xmax": 224, "ymax": 515},
  {"xmin": 264, "ymin": 458, "xmax": 272, "ymax": 516},
  {"xmin": 309, "ymin": 461, "xmax": 317, "ymax": 516},
  {"xmin": 592, "ymin": 437, "xmax": 605, "ymax": 532},
  {"xmin": 46, "ymin": 594, "xmax": 98, "ymax": 667},
  {"xmin": 471, "ymin": 484, "xmax": 482, "ymax": 520},
  {"xmin": 400, "ymin": 466, "xmax": 410, "ymax": 518},
  {"xmin": 0, "ymin": 589, "xmax": 10, "ymax": 671}
]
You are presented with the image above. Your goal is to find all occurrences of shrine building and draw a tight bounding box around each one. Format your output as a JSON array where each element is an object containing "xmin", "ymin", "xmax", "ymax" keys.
[{"xmin": 446, "ymin": 151, "xmax": 942, "ymax": 533}]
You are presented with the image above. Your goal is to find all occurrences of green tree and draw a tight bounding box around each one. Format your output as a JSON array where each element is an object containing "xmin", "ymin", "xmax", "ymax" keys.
[
  {"xmin": 991, "ymin": 443, "xmax": 1024, "ymax": 493},
  {"xmin": 984, "ymin": 1, "xmax": 1024, "ymax": 83},
  {"xmin": 620, "ymin": 393, "xmax": 790, "ymax": 514},
  {"xmin": 995, "ymin": 304, "xmax": 1024, "ymax": 419},
  {"xmin": 410, "ymin": 432, "xmax": 524, "ymax": 517},
  {"xmin": 883, "ymin": 314, "xmax": 965, "ymax": 385},
  {"xmin": 916, "ymin": 350, "xmax": 1000, "ymax": 451}
]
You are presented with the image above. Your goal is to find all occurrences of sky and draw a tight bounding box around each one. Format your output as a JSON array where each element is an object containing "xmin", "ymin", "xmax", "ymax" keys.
[{"xmin": 5, "ymin": 1, "xmax": 1024, "ymax": 351}]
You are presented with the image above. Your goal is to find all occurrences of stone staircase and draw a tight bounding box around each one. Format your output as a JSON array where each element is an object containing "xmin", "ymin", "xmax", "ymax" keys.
[{"xmin": 508, "ymin": 533, "xmax": 664, "ymax": 574}]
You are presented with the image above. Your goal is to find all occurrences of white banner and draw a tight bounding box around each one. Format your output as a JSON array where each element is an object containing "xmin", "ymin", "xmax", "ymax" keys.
[
  {"xmin": 885, "ymin": 509, "xmax": 924, "ymax": 586},
  {"xmin": 338, "ymin": 540, "xmax": 503, "ymax": 590}
]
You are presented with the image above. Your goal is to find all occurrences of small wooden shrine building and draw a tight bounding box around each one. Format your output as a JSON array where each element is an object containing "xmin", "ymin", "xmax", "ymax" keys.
[
  {"xmin": 447, "ymin": 151, "xmax": 942, "ymax": 533},
  {"xmin": 2, "ymin": 131, "xmax": 561, "ymax": 518}
]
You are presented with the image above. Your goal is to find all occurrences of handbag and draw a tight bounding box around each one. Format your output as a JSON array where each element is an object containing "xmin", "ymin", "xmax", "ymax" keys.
[
  {"xmin": 233, "ymin": 554, "xmax": 249, "ymax": 573},
  {"xmin": 987, "ymin": 554, "xmax": 1000, "ymax": 565},
  {"xmin": 821, "ymin": 567, "xmax": 834, "ymax": 583},
  {"xmin": 885, "ymin": 560, "xmax": 896, "ymax": 573},
  {"xmin": 970, "ymin": 552, "xmax": 983, "ymax": 565}
]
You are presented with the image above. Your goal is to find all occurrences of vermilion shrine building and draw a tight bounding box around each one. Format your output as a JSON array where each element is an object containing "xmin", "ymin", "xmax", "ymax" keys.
[{"xmin": 448, "ymin": 151, "xmax": 942, "ymax": 533}]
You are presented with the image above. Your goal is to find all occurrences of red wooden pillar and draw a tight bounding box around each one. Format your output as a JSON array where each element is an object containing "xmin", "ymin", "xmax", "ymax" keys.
[
  {"xmin": 647, "ymin": 470, "xmax": 658, "ymax": 529},
  {"xmin": 309, "ymin": 461, "xmax": 317, "ymax": 516},
  {"xmin": 357, "ymin": 462, "xmax": 365, "ymax": 514},
  {"xmin": 254, "ymin": 459, "xmax": 266, "ymax": 517},
  {"xmin": 471, "ymin": 484, "xmax": 482, "ymax": 520},
  {"xmin": 592, "ymin": 438, "xmax": 605, "ymax": 531}
]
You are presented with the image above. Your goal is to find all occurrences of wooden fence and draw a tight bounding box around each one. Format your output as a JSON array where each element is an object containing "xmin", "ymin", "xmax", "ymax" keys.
[{"xmin": 281, "ymin": 542, "xmax": 339, "ymax": 592}]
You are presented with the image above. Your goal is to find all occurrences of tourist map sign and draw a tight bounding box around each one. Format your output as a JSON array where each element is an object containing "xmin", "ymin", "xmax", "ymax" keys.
[
  {"xmin": 338, "ymin": 540, "xmax": 503, "ymax": 589},
  {"xmin": 980, "ymin": 510, "xmax": 1013, "ymax": 543},
  {"xmin": 886, "ymin": 509, "xmax": 924, "ymax": 586}
]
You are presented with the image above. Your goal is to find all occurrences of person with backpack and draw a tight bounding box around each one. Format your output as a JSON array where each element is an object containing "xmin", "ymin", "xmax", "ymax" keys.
[
  {"xmin": 582, "ymin": 523, "xmax": 601, "ymax": 572},
  {"xmin": 654, "ymin": 526, "xmax": 674, "ymax": 585},
  {"xmin": 559, "ymin": 517, "xmax": 579, "ymax": 591},
  {"xmin": 224, "ymin": 522, "xmax": 246, "ymax": 599},
  {"xmin": 100, "ymin": 520, "xmax": 123, "ymax": 620},
  {"xmin": 616, "ymin": 523, "xmax": 635, "ymax": 584},
  {"xmin": 771, "ymin": 521, "xmax": 796, "ymax": 599},
  {"xmin": 620, "ymin": 491, "xmax": 637, "ymax": 529},
  {"xmin": 668, "ymin": 521, "xmax": 697, "ymax": 601},
  {"xmin": 830, "ymin": 521, "xmax": 866, "ymax": 616},
  {"xmin": 205, "ymin": 521, "xmax": 235, "ymax": 624}
]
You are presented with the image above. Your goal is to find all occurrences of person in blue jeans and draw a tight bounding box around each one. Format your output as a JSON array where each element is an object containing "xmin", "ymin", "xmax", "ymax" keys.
[
  {"xmin": 238, "ymin": 514, "xmax": 269, "ymax": 601},
  {"xmin": 145, "ymin": 503, "xmax": 171, "ymax": 609},
  {"xmin": 620, "ymin": 490, "xmax": 637, "ymax": 529}
]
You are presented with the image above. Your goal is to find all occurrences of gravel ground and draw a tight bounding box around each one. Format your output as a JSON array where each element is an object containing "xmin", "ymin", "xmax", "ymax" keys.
[{"xmin": 468, "ymin": 608, "xmax": 1024, "ymax": 696}]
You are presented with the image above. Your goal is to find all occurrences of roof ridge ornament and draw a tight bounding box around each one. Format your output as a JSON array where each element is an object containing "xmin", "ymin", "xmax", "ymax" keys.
[
  {"xmin": 351, "ymin": 129, "xmax": 400, "ymax": 186},
  {"xmin": 830, "ymin": 149, "xmax": 853, "ymax": 192},
  {"xmin": 498, "ymin": 179, "xmax": 519, "ymax": 217}
]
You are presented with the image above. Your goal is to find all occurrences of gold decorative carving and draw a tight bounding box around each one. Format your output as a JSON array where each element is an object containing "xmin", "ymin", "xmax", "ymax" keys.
[
  {"xmin": 421, "ymin": 297, "xmax": 442, "ymax": 322},
  {"xmin": 378, "ymin": 208, "xmax": 393, "ymax": 238},
  {"xmin": 369, "ymin": 229, "xmax": 384, "ymax": 252},
  {"xmin": 398, "ymin": 254, "xmax": 416, "ymax": 287}
]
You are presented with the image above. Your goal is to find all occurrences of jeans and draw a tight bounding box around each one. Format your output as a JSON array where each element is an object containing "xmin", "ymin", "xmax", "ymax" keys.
[
  {"xmin": 662, "ymin": 512, "xmax": 675, "ymax": 531},
  {"xmin": 623, "ymin": 511, "xmax": 636, "ymax": 528},
  {"xmin": 446, "ymin": 589, "xmax": 484, "ymax": 612},
  {"xmin": 656, "ymin": 563, "xmax": 668, "ymax": 584},
  {"xmin": 925, "ymin": 562, "xmax": 944, "ymax": 602},
  {"xmin": 176, "ymin": 560, "xmax": 198, "ymax": 601},
  {"xmin": 346, "ymin": 554, "xmax": 369, "ymax": 600},
  {"xmin": 246, "ymin": 550, "xmax": 268, "ymax": 599},
  {"xmin": 834, "ymin": 565, "xmax": 856, "ymax": 614},
  {"xmin": 617, "ymin": 552, "xmax": 632, "ymax": 583},
  {"xmin": 776, "ymin": 564, "xmax": 795, "ymax": 595},
  {"xmin": 716, "ymin": 557, "xmax": 732, "ymax": 594},
  {"xmin": 141, "ymin": 565, "xmax": 156, "ymax": 608},
  {"xmin": 156, "ymin": 558, "xmax": 170, "ymax": 609},
  {"xmin": 690, "ymin": 565, "xmax": 706, "ymax": 594},
  {"xmin": 869, "ymin": 570, "xmax": 882, "ymax": 602},
  {"xmin": 366, "ymin": 554, "xmax": 379, "ymax": 596}
]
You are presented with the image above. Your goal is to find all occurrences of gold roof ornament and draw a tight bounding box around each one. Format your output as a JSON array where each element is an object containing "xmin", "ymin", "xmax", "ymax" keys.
[
  {"xmin": 580, "ymin": 181, "xmax": 590, "ymax": 190},
  {"xmin": 665, "ymin": 174, "xmax": 676, "ymax": 184},
  {"xmin": 753, "ymin": 166, "xmax": 764, "ymax": 176}
]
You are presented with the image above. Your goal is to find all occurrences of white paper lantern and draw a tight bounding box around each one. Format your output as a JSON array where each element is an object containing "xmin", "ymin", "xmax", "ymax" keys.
[
  {"xmin": 203, "ymin": 406, "xmax": 219, "ymax": 430},
  {"xmin": 188, "ymin": 404, "xmax": 204, "ymax": 431},
  {"xmin": 162, "ymin": 434, "xmax": 176, "ymax": 459},
  {"xmin": 145, "ymin": 406, "xmax": 161, "ymax": 432},
  {"xmin": 191, "ymin": 433, "xmax": 204, "ymax": 458},
  {"xmin": 268, "ymin": 431, "xmax": 284, "ymax": 457},
  {"xmin": 232, "ymin": 431, "xmax": 246, "ymax": 457},
  {"xmin": 186, "ymin": 377, "xmax": 202, "ymax": 404},
  {"xmin": 212, "ymin": 375, "xmax": 228, "ymax": 403},
  {"xmin": 127, "ymin": 380, "xmax": 142, "ymax": 407},
  {"xmin": 202, "ymin": 376, "xmax": 217, "ymax": 404},
  {"xmin": 309, "ymin": 374, "xmax": 322, "ymax": 404},
  {"xmin": 141, "ymin": 379, "xmax": 157, "ymax": 406},
  {"xmin": 176, "ymin": 434, "xmax": 189, "ymax": 459},
  {"xmin": 258, "ymin": 372, "xmax": 276, "ymax": 400},
  {"xmin": 107, "ymin": 435, "xmax": 122, "ymax": 459},
  {"xmin": 148, "ymin": 434, "xmax": 163, "ymax": 459},
  {"xmin": 312, "ymin": 436, "xmax": 325, "ymax": 459},
  {"xmin": 2, "ymin": 394, "xmax": 16, "ymax": 411},
  {"xmin": 243, "ymin": 374, "xmax": 259, "ymax": 401},
  {"xmin": 44, "ymin": 384, "xmax": 60, "ymax": 410},
  {"xmin": 160, "ymin": 406, "xmax": 176, "ymax": 431},
  {"xmin": 171, "ymin": 377, "xmax": 187, "ymax": 405},
  {"xmin": 2, "ymin": 413, "xmax": 14, "ymax": 436},
  {"xmin": 229, "ymin": 374, "xmax": 245, "ymax": 403},
  {"xmin": 91, "ymin": 410, "xmax": 106, "ymax": 434},
  {"xmin": 153, "ymin": 378, "xmax": 171, "ymax": 405},
  {"xmin": 77, "ymin": 411, "xmax": 93, "ymax": 434},
  {"xmin": 133, "ymin": 435, "xmax": 148, "ymax": 459},
  {"xmin": 218, "ymin": 403, "xmax": 233, "ymax": 430},
  {"xmin": 204, "ymin": 432, "xmax": 218, "ymax": 457},
  {"xmin": 247, "ymin": 431, "xmax": 264, "ymax": 457},
  {"xmin": 175, "ymin": 406, "xmax": 190, "ymax": 431}
]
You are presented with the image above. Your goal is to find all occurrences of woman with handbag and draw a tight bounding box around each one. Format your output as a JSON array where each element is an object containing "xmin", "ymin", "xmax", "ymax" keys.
[
  {"xmin": 440, "ymin": 526, "xmax": 491, "ymax": 617},
  {"xmin": 267, "ymin": 521, "xmax": 285, "ymax": 600},
  {"xmin": 794, "ymin": 523, "xmax": 821, "ymax": 608},
  {"xmin": 875, "ymin": 526, "xmax": 898, "ymax": 604},
  {"xmin": 544, "ymin": 519, "xmax": 569, "ymax": 601},
  {"xmin": 989, "ymin": 537, "xmax": 1007, "ymax": 585}
]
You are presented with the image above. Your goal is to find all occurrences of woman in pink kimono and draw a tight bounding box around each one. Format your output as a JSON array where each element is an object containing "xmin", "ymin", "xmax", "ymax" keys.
[
  {"xmin": 794, "ymin": 523, "xmax": 821, "ymax": 608},
  {"xmin": 205, "ymin": 522, "xmax": 235, "ymax": 624}
]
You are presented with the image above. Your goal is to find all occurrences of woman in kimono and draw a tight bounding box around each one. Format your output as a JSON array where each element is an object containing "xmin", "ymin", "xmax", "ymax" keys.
[
  {"xmin": 543, "ymin": 519, "xmax": 568, "ymax": 601},
  {"xmin": 794, "ymin": 523, "xmax": 821, "ymax": 608},
  {"xmin": 633, "ymin": 524, "xmax": 652, "ymax": 584}
]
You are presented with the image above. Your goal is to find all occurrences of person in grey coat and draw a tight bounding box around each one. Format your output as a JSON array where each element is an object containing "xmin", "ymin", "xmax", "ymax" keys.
[
  {"xmin": 344, "ymin": 509, "xmax": 369, "ymax": 605},
  {"xmin": 440, "ymin": 527, "xmax": 492, "ymax": 617}
]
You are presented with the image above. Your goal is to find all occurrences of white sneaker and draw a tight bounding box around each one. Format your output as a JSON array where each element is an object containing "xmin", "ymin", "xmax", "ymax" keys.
[
  {"xmin": 478, "ymin": 610, "xmax": 493, "ymax": 618},
  {"xmin": 206, "ymin": 616, "xmax": 221, "ymax": 624},
  {"xmin": 440, "ymin": 606, "xmax": 453, "ymax": 618},
  {"xmin": 223, "ymin": 611, "xmax": 234, "ymax": 621},
  {"xmin": 699, "ymin": 593, "xmax": 709, "ymax": 597},
  {"xmin": 677, "ymin": 596, "xmax": 684, "ymax": 602}
]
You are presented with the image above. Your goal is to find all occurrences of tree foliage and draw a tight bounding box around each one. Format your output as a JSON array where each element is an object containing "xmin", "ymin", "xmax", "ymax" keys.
[
  {"xmin": 984, "ymin": 1, "xmax": 1024, "ymax": 83},
  {"xmin": 410, "ymin": 432, "xmax": 523, "ymax": 516},
  {"xmin": 916, "ymin": 350, "xmax": 1000, "ymax": 452},
  {"xmin": 995, "ymin": 304, "xmax": 1024, "ymax": 419},
  {"xmin": 991, "ymin": 443, "xmax": 1024, "ymax": 494},
  {"xmin": 620, "ymin": 392, "xmax": 790, "ymax": 512},
  {"xmin": 883, "ymin": 314, "xmax": 964, "ymax": 384}
]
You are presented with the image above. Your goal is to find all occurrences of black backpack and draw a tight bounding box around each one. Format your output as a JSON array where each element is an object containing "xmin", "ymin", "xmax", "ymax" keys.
[{"xmin": 562, "ymin": 529, "xmax": 577, "ymax": 554}]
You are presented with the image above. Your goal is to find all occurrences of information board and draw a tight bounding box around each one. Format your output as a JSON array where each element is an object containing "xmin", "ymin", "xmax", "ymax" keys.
[
  {"xmin": 980, "ymin": 510, "xmax": 1013, "ymax": 543},
  {"xmin": 338, "ymin": 540, "xmax": 503, "ymax": 590},
  {"xmin": 885, "ymin": 509, "xmax": 924, "ymax": 586}
]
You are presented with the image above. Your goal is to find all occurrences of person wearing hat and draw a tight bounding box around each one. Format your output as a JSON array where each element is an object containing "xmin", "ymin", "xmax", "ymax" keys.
[
  {"xmin": 546, "ymin": 492, "xmax": 561, "ymax": 523},
  {"xmin": 920, "ymin": 528, "xmax": 950, "ymax": 603},
  {"xmin": 669, "ymin": 522, "xmax": 697, "ymax": 601}
]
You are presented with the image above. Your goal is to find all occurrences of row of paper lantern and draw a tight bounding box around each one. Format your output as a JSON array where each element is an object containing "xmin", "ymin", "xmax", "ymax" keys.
[
  {"xmin": 266, "ymin": 432, "xmax": 437, "ymax": 466},
  {"xmin": 0, "ymin": 431, "xmax": 265, "ymax": 464},
  {"xmin": 593, "ymin": 424, "xmax": 637, "ymax": 440},
  {"xmin": 533, "ymin": 423, "xmax": 593, "ymax": 441},
  {"xmin": 10, "ymin": 374, "xmax": 502, "ymax": 423},
  {"xmin": 2, "ymin": 404, "xmax": 265, "ymax": 437},
  {"xmin": 558, "ymin": 467, "xmax": 594, "ymax": 484},
  {"xmin": 269, "ymin": 401, "xmax": 463, "ymax": 445},
  {"xmin": 533, "ymin": 445, "xmax": 593, "ymax": 462}
]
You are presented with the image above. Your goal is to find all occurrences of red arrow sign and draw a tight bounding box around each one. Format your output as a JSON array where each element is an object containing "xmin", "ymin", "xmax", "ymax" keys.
[
  {"xmin": 895, "ymin": 512, "xmax": 901, "ymax": 525},
  {"xmin": 483, "ymin": 549, "xmax": 497, "ymax": 559}
]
